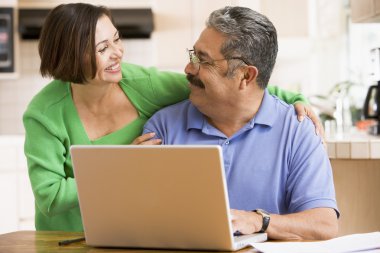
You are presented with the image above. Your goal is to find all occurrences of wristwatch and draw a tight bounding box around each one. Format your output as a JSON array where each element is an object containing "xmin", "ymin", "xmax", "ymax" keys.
[{"xmin": 253, "ymin": 209, "xmax": 270, "ymax": 233}]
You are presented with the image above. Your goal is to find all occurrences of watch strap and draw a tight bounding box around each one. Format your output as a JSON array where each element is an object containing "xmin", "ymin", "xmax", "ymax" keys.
[{"xmin": 253, "ymin": 209, "xmax": 270, "ymax": 233}]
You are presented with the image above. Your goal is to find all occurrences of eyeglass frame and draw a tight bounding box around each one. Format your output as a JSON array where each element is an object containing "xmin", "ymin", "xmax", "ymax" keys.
[{"xmin": 186, "ymin": 48, "xmax": 249, "ymax": 74}]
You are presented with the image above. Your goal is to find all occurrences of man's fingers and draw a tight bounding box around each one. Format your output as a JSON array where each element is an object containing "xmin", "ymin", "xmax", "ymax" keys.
[
  {"xmin": 230, "ymin": 209, "xmax": 238, "ymax": 219},
  {"xmin": 230, "ymin": 212, "xmax": 240, "ymax": 234}
]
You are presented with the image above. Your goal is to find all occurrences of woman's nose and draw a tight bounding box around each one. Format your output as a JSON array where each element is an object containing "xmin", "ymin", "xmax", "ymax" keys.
[{"xmin": 110, "ymin": 44, "xmax": 124, "ymax": 58}]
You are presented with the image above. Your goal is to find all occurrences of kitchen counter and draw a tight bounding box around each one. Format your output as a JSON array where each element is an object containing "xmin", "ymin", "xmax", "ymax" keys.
[
  {"xmin": 325, "ymin": 129, "xmax": 380, "ymax": 159},
  {"xmin": 324, "ymin": 129, "xmax": 380, "ymax": 236}
]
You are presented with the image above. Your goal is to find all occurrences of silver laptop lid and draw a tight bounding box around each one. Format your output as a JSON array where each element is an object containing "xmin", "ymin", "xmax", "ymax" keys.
[{"xmin": 71, "ymin": 145, "xmax": 237, "ymax": 250}]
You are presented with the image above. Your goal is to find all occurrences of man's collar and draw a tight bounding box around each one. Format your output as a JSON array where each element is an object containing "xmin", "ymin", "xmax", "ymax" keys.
[
  {"xmin": 251, "ymin": 89, "xmax": 276, "ymax": 127},
  {"xmin": 186, "ymin": 103, "xmax": 204, "ymax": 130}
]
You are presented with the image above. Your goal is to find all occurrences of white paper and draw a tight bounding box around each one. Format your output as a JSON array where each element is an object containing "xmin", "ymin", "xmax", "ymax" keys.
[{"xmin": 250, "ymin": 232, "xmax": 380, "ymax": 253}]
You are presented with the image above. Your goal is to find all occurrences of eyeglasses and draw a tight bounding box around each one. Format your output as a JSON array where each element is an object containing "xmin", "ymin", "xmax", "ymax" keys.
[{"xmin": 187, "ymin": 48, "xmax": 249, "ymax": 75}]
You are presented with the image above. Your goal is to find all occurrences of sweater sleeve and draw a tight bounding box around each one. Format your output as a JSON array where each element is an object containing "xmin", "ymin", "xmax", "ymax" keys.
[
  {"xmin": 267, "ymin": 85, "xmax": 309, "ymax": 104},
  {"xmin": 23, "ymin": 110, "xmax": 79, "ymax": 217},
  {"xmin": 148, "ymin": 68, "xmax": 190, "ymax": 107}
]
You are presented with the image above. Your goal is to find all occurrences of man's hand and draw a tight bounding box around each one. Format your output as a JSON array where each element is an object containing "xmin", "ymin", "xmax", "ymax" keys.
[
  {"xmin": 294, "ymin": 103, "xmax": 326, "ymax": 147},
  {"xmin": 231, "ymin": 208, "xmax": 338, "ymax": 240},
  {"xmin": 132, "ymin": 132, "xmax": 162, "ymax": 145},
  {"xmin": 230, "ymin": 209, "xmax": 261, "ymax": 235}
]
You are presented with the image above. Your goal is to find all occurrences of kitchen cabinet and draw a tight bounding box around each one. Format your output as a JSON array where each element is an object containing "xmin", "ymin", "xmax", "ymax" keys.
[
  {"xmin": 153, "ymin": 0, "xmax": 237, "ymax": 70},
  {"xmin": 153, "ymin": 0, "xmax": 265, "ymax": 70},
  {"xmin": 18, "ymin": 0, "xmax": 152, "ymax": 8},
  {"xmin": 326, "ymin": 132, "xmax": 380, "ymax": 235},
  {"xmin": 260, "ymin": 0, "xmax": 308, "ymax": 37},
  {"xmin": 351, "ymin": 0, "xmax": 380, "ymax": 22},
  {"xmin": 0, "ymin": 174, "xmax": 18, "ymax": 232},
  {"xmin": 377, "ymin": 0, "xmax": 380, "ymax": 14},
  {"xmin": 0, "ymin": 136, "xmax": 34, "ymax": 233},
  {"xmin": 332, "ymin": 159, "xmax": 380, "ymax": 236}
]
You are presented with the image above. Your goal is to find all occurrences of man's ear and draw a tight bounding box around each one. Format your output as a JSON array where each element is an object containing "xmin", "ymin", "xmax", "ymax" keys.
[{"xmin": 240, "ymin": 66, "xmax": 258, "ymax": 89}]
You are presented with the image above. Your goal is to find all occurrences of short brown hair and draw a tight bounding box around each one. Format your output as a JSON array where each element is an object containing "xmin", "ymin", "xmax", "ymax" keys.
[{"xmin": 39, "ymin": 3, "xmax": 113, "ymax": 84}]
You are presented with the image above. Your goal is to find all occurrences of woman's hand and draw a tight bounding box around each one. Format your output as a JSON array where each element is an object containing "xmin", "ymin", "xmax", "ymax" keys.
[
  {"xmin": 132, "ymin": 132, "xmax": 162, "ymax": 145},
  {"xmin": 294, "ymin": 103, "xmax": 326, "ymax": 147}
]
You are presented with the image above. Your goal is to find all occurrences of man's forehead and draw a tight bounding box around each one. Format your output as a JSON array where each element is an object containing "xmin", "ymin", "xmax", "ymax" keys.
[{"xmin": 194, "ymin": 27, "xmax": 225, "ymax": 57}]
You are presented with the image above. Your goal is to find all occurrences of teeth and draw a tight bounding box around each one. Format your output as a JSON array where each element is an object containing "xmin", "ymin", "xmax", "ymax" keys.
[{"xmin": 106, "ymin": 63, "xmax": 119, "ymax": 70}]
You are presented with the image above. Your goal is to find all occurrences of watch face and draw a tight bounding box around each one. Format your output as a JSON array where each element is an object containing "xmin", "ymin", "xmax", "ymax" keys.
[{"xmin": 256, "ymin": 209, "xmax": 270, "ymax": 216}]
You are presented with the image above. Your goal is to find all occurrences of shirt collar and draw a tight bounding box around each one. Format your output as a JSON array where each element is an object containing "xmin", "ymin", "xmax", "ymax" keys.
[
  {"xmin": 251, "ymin": 89, "xmax": 277, "ymax": 127},
  {"xmin": 186, "ymin": 102, "xmax": 205, "ymax": 130},
  {"xmin": 186, "ymin": 88, "xmax": 277, "ymax": 131}
]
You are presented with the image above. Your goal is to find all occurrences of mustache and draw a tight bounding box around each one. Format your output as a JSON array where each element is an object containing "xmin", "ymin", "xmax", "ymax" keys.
[{"xmin": 186, "ymin": 74, "xmax": 205, "ymax": 89}]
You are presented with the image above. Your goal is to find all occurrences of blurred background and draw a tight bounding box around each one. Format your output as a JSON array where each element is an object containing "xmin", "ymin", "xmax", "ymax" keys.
[
  {"xmin": 0, "ymin": 0, "xmax": 379, "ymax": 234},
  {"xmin": 0, "ymin": 0, "xmax": 379, "ymax": 134}
]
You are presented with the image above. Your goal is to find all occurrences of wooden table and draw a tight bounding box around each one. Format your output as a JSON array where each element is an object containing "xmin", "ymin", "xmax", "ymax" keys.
[{"xmin": 0, "ymin": 231, "xmax": 258, "ymax": 253}]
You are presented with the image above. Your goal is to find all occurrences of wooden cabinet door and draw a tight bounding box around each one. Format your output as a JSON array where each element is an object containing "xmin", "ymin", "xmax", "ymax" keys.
[
  {"xmin": 374, "ymin": 0, "xmax": 380, "ymax": 15},
  {"xmin": 351, "ymin": 0, "xmax": 374, "ymax": 22},
  {"xmin": 0, "ymin": 174, "xmax": 19, "ymax": 234}
]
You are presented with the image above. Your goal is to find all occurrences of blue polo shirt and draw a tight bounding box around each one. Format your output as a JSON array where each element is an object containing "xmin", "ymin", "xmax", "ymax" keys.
[{"xmin": 143, "ymin": 90, "xmax": 338, "ymax": 215}]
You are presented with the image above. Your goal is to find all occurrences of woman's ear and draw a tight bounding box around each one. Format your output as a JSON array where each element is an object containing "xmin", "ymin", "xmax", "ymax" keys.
[{"xmin": 240, "ymin": 66, "xmax": 258, "ymax": 89}]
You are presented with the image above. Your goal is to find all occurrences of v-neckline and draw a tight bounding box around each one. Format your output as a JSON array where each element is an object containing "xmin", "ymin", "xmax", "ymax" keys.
[{"xmin": 67, "ymin": 81, "xmax": 144, "ymax": 143}]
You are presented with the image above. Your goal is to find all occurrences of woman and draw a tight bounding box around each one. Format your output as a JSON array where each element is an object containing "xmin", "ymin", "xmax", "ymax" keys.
[{"xmin": 23, "ymin": 3, "xmax": 318, "ymax": 231}]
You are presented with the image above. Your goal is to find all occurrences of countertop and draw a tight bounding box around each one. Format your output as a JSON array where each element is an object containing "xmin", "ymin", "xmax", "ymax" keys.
[
  {"xmin": 325, "ymin": 129, "xmax": 380, "ymax": 159},
  {"xmin": 0, "ymin": 133, "xmax": 379, "ymax": 160}
]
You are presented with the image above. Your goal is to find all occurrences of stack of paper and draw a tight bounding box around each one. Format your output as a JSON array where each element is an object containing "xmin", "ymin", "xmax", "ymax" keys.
[{"xmin": 250, "ymin": 232, "xmax": 380, "ymax": 253}]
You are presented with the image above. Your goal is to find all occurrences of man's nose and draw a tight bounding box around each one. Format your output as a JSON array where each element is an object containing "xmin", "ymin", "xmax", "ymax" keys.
[{"xmin": 184, "ymin": 62, "xmax": 197, "ymax": 75}]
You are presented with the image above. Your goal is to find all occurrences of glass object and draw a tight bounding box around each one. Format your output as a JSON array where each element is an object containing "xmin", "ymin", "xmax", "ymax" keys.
[{"xmin": 186, "ymin": 48, "xmax": 248, "ymax": 74}]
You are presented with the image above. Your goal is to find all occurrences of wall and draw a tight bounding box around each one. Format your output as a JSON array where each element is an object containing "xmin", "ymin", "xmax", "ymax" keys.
[
  {"xmin": 349, "ymin": 22, "xmax": 380, "ymax": 103},
  {"xmin": 0, "ymin": 0, "xmax": 358, "ymax": 135}
]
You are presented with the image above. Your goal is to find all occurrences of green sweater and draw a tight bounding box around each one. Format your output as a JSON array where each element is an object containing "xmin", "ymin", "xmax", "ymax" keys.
[{"xmin": 23, "ymin": 63, "xmax": 307, "ymax": 231}]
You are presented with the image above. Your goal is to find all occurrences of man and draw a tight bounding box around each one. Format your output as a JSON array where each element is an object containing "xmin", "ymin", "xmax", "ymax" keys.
[{"xmin": 143, "ymin": 6, "xmax": 338, "ymax": 240}]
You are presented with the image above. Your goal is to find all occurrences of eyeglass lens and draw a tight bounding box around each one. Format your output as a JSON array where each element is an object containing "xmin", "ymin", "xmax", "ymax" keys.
[{"xmin": 187, "ymin": 49, "xmax": 201, "ymax": 73}]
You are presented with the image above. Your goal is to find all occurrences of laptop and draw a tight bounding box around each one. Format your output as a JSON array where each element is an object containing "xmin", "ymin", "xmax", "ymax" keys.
[{"xmin": 71, "ymin": 145, "xmax": 267, "ymax": 251}]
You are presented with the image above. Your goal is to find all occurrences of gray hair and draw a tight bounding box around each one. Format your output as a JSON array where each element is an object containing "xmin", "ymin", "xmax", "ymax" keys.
[{"xmin": 206, "ymin": 6, "xmax": 278, "ymax": 89}]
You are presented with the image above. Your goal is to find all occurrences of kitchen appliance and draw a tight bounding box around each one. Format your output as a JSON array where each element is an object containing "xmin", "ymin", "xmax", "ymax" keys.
[
  {"xmin": 19, "ymin": 8, "xmax": 153, "ymax": 40},
  {"xmin": 0, "ymin": 7, "xmax": 14, "ymax": 73},
  {"xmin": 363, "ymin": 48, "xmax": 380, "ymax": 135}
]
